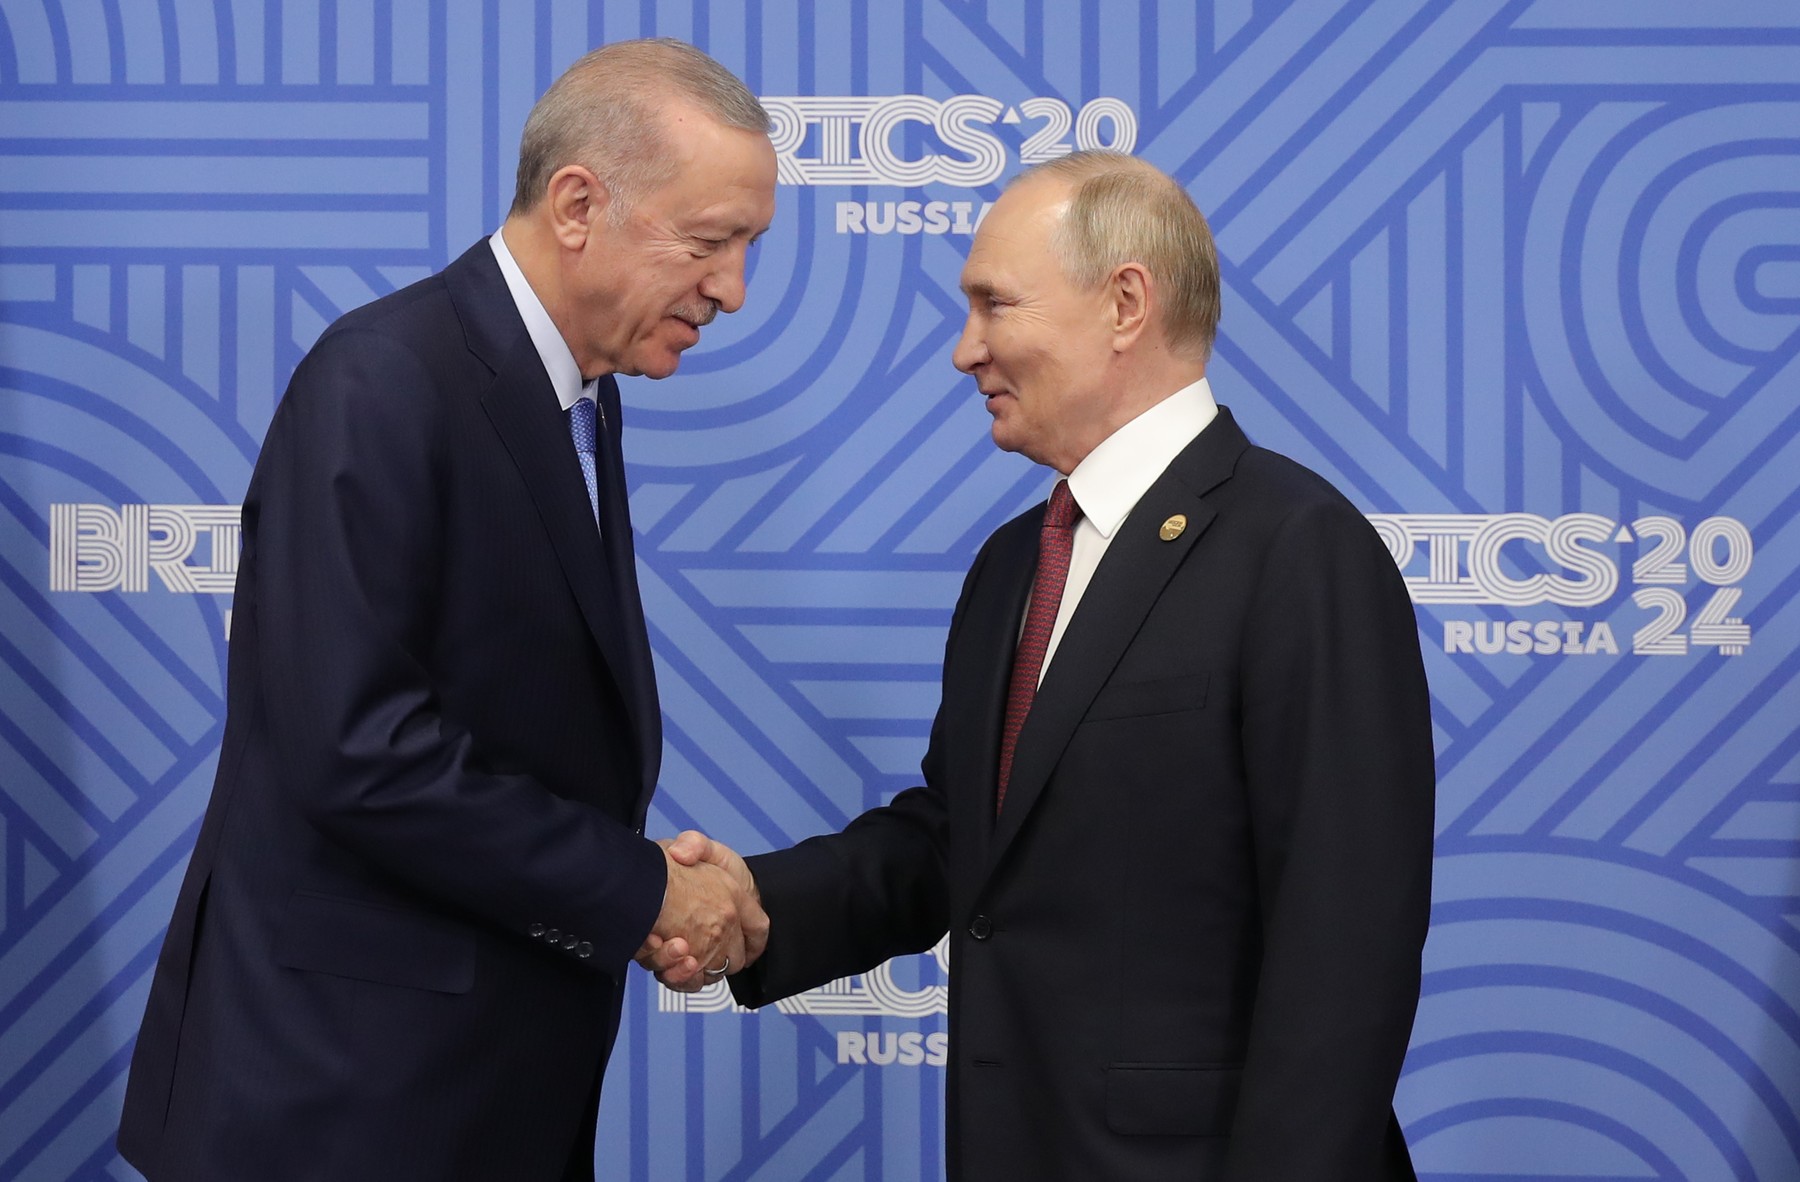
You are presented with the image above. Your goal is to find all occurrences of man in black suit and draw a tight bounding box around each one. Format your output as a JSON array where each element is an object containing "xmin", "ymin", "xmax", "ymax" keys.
[
  {"xmin": 118, "ymin": 39, "xmax": 774, "ymax": 1181},
  {"xmin": 665, "ymin": 153, "xmax": 1436, "ymax": 1179}
]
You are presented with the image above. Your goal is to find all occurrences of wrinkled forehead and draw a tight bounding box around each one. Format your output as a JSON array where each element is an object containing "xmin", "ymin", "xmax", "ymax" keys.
[{"xmin": 652, "ymin": 120, "xmax": 778, "ymax": 228}]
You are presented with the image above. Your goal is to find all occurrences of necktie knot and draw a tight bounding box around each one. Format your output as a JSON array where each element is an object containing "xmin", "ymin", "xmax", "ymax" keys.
[
  {"xmin": 1044, "ymin": 479, "xmax": 1080, "ymax": 529},
  {"xmin": 568, "ymin": 397, "xmax": 598, "ymax": 457}
]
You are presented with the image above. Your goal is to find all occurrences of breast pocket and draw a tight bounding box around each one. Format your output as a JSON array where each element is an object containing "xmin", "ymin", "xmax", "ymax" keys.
[
  {"xmin": 1085, "ymin": 672, "xmax": 1209, "ymax": 722},
  {"xmin": 275, "ymin": 889, "xmax": 475, "ymax": 994}
]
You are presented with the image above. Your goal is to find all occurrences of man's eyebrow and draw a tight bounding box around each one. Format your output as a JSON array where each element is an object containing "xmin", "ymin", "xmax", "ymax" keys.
[
  {"xmin": 689, "ymin": 216, "xmax": 761, "ymax": 238},
  {"xmin": 962, "ymin": 278, "xmax": 997, "ymax": 299}
]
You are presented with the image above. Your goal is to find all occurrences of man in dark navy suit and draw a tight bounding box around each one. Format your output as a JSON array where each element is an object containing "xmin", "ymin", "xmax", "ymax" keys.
[
  {"xmin": 666, "ymin": 153, "xmax": 1436, "ymax": 1180},
  {"xmin": 119, "ymin": 39, "xmax": 774, "ymax": 1182}
]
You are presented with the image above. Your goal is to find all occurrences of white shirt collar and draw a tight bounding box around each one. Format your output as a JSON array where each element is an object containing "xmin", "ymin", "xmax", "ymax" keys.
[
  {"xmin": 489, "ymin": 227, "xmax": 596, "ymax": 411},
  {"xmin": 1066, "ymin": 377, "xmax": 1219, "ymax": 539}
]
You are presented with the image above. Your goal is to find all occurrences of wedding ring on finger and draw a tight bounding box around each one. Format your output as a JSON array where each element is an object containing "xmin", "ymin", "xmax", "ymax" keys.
[{"xmin": 703, "ymin": 956, "xmax": 731, "ymax": 979}]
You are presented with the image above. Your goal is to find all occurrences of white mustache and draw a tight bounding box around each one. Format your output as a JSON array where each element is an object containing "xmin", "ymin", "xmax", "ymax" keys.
[{"xmin": 672, "ymin": 301, "xmax": 718, "ymax": 328}]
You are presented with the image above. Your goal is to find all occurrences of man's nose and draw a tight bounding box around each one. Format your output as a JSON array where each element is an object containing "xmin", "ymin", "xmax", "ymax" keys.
[
  {"xmin": 951, "ymin": 316, "xmax": 986, "ymax": 373},
  {"xmin": 701, "ymin": 251, "xmax": 748, "ymax": 314}
]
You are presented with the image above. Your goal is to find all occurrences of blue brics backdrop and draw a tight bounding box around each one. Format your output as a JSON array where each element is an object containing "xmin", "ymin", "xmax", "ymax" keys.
[{"xmin": 1, "ymin": 3, "xmax": 1797, "ymax": 1179}]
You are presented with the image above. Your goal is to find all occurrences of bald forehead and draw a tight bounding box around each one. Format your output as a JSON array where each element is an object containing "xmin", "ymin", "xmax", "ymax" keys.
[
  {"xmin": 995, "ymin": 174, "xmax": 1072, "ymax": 226},
  {"xmin": 960, "ymin": 178, "xmax": 1069, "ymax": 295}
]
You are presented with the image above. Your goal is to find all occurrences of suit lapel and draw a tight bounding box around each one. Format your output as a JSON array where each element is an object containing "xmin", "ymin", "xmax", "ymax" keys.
[
  {"xmin": 444, "ymin": 244, "xmax": 657, "ymax": 790},
  {"xmin": 592, "ymin": 376, "xmax": 662, "ymax": 798},
  {"xmin": 945, "ymin": 518, "xmax": 1039, "ymax": 866},
  {"xmin": 984, "ymin": 408, "xmax": 1252, "ymax": 876}
]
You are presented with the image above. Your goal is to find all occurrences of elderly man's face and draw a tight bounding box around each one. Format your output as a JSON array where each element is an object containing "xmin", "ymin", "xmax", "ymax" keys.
[
  {"xmin": 953, "ymin": 177, "xmax": 1117, "ymax": 474},
  {"xmin": 573, "ymin": 108, "xmax": 776, "ymax": 379}
]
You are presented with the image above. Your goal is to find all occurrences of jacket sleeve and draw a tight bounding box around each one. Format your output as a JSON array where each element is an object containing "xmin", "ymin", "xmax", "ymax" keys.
[
  {"xmin": 1224, "ymin": 496, "xmax": 1436, "ymax": 1180},
  {"xmin": 730, "ymin": 777, "xmax": 950, "ymax": 1007},
  {"xmin": 251, "ymin": 326, "xmax": 666, "ymax": 973},
  {"xmin": 728, "ymin": 542, "xmax": 1000, "ymax": 1007}
]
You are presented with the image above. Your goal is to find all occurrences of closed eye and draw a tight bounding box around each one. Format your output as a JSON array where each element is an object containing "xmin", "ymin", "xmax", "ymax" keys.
[{"xmin": 963, "ymin": 282, "xmax": 1011, "ymax": 313}]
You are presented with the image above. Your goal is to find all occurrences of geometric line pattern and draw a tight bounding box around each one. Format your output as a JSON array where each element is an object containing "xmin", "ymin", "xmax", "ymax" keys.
[{"xmin": 0, "ymin": 2, "xmax": 1795, "ymax": 1179}]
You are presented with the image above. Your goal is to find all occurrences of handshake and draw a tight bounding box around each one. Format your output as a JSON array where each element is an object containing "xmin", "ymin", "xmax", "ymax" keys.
[{"xmin": 635, "ymin": 831, "xmax": 763, "ymax": 992}]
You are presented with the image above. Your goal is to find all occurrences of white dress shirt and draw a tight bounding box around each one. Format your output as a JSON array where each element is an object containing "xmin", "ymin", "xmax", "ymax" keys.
[
  {"xmin": 1037, "ymin": 377, "xmax": 1219, "ymax": 684},
  {"xmin": 489, "ymin": 228, "xmax": 598, "ymax": 413}
]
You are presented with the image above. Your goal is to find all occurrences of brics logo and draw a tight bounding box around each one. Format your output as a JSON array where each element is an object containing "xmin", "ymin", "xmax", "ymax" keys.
[
  {"xmin": 660, "ymin": 935, "xmax": 950, "ymax": 1068},
  {"xmin": 1372, "ymin": 513, "xmax": 1755, "ymax": 657},
  {"xmin": 48, "ymin": 504, "xmax": 240, "ymax": 594},
  {"xmin": 661, "ymin": 935, "xmax": 949, "ymax": 1019},
  {"xmin": 763, "ymin": 94, "xmax": 1140, "ymax": 236},
  {"xmin": 48, "ymin": 505, "xmax": 1756, "ymax": 658},
  {"xmin": 765, "ymin": 94, "xmax": 1139, "ymax": 186}
]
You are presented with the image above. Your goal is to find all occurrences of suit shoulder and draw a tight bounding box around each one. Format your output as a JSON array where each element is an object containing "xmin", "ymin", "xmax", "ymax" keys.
[
  {"xmin": 973, "ymin": 500, "xmax": 1045, "ymax": 560},
  {"xmin": 316, "ymin": 269, "xmax": 457, "ymax": 355},
  {"xmin": 1232, "ymin": 445, "xmax": 1370, "ymax": 523},
  {"xmin": 259, "ymin": 279, "xmax": 477, "ymax": 462},
  {"xmin": 1219, "ymin": 446, "xmax": 1415, "ymax": 616},
  {"xmin": 284, "ymin": 264, "xmax": 484, "ymax": 407},
  {"xmin": 955, "ymin": 499, "xmax": 1042, "ymax": 596},
  {"xmin": 1218, "ymin": 445, "xmax": 1404, "ymax": 579}
]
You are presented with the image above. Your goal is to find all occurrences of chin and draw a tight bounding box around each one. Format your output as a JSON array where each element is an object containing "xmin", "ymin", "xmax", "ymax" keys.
[{"xmin": 634, "ymin": 354, "xmax": 683, "ymax": 380}]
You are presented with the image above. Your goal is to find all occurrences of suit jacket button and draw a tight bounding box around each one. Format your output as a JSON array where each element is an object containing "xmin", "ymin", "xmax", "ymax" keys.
[
  {"xmin": 546, "ymin": 928, "xmax": 561, "ymax": 943},
  {"xmin": 561, "ymin": 934, "xmax": 578, "ymax": 950},
  {"xmin": 528, "ymin": 923, "xmax": 546, "ymax": 938},
  {"xmin": 576, "ymin": 941, "xmax": 594, "ymax": 959},
  {"xmin": 969, "ymin": 915, "xmax": 992, "ymax": 940}
]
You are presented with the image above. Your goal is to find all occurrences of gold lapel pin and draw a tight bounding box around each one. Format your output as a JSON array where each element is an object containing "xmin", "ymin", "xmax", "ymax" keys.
[{"xmin": 1159, "ymin": 514, "xmax": 1187, "ymax": 541}]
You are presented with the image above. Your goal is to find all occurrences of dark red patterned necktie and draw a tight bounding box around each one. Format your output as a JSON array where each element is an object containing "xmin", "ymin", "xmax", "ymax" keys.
[{"xmin": 997, "ymin": 479, "xmax": 1080, "ymax": 813}]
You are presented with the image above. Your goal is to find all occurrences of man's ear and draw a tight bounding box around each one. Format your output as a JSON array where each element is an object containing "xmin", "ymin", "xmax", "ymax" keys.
[
  {"xmin": 1109, "ymin": 261, "xmax": 1152, "ymax": 352},
  {"xmin": 546, "ymin": 165, "xmax": 611, "ymax": 251}
]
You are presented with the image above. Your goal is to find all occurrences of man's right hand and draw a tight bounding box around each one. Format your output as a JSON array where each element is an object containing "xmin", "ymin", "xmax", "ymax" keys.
[
  {"xmin": 640, "ymin": 834, "xmax": 766, "ymax": 993},
  {"xmin": 637, "ymin": 834, "xmax": 765, "ymax": 990}
]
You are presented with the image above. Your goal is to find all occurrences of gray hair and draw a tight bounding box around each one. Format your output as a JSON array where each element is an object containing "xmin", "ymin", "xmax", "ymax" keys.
[
  {"xmin": 510, "ymin": 38, "xmax": 770, "ymax": 219},
  {"xmin": 1019, "ymin": 151, "xmax": 1221, "ymax": 362}
]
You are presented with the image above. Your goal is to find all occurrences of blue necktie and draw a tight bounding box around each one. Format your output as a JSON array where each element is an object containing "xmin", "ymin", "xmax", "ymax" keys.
[{"xmin": 568, "ymin": 397, "xmax": 601, "ymax": 526}]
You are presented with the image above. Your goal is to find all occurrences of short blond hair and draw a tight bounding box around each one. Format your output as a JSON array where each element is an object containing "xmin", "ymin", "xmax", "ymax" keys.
[
  {"xmin": 1020, "ymin": 151, "xmax": 1221, "ymax": 361},
  {"xmin": 510, "ymin": 38, "xmax": 770, "ymax": 219}
]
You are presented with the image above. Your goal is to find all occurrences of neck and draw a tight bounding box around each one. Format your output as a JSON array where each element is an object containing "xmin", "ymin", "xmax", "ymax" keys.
[
  {"xmin": 1126, "ymin": 350, "xmax": 1208, "ymax": 410},
  {"xmin": 1107, "ymin": 352, "xmax": 1208, "ymax": 436},
  {"xmin": 1052, "ymin": 359, "xmax": 1208, "ymax": 475},
  {"xmin": 500, "ymin": 215, "xmax": 599, "ymax": 377}
]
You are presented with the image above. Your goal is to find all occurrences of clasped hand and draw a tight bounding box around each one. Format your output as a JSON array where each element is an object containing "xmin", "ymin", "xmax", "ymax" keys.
[{"xmin": 635, "ymin": 831, "xmax": 764, "ymax": 991}]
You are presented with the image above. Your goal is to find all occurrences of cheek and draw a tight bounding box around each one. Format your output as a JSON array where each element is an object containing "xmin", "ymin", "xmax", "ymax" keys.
[
  {"xmin": 1006, "ymin": 336, "xmax": 1059, "ymax": 389},
  {"xmin": 665, "ymin": 260, "xmax": 707, "ymax": 297},
  {"xmin": 629, "ymin": 294, "xmax": 675, "ymax": 336}
]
